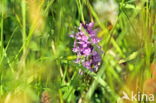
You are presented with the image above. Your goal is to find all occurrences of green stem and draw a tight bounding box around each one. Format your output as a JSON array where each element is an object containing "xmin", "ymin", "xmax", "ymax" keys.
[
  {"xmin": 21, "ymin": 0, "xmax": 26, "ymax": 68},
  {"xmin": 1, "ymin": 2, "xmax": 4, "ymax": 57},
  {"xmin": 76, "ymin": 0, "xmax": 85, "ymax": 23},
  {"xmin": 22, "ymin": 0, "xmax": 26, "ymax": 51}
]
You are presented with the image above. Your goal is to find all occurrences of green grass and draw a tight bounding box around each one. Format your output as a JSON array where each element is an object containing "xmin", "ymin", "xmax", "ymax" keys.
[{"xmin": 0, "ymin": 0, "xmax": 156, "ymax": 103}]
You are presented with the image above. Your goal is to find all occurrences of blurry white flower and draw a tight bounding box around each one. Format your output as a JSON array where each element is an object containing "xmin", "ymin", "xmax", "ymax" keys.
[{"xmin": 93, "ymin": 0, "xmax": 119, "ymax": 25}]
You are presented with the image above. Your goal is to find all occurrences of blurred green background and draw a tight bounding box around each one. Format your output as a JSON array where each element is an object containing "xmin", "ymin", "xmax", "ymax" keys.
[{"xmin": 0, "ymin": 0, "xmax": 156, "ymax": 103}]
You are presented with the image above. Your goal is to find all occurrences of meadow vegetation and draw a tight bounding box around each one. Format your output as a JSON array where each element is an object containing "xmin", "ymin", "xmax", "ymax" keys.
[{"xmin": 0, "ymin": 0, "xmax": 156, "ymax": 103}]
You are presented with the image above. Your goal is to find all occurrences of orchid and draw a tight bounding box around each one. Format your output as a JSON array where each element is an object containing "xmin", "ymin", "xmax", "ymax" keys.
[{"xmin": 70, "ymin": 22, "xmax": 103, "ymax": 72}]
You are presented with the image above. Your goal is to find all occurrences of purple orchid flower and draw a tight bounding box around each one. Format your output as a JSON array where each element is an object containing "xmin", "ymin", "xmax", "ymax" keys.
[{"xmin": 70, "ymin": 22, "xmax": 103, "ymax": 72}]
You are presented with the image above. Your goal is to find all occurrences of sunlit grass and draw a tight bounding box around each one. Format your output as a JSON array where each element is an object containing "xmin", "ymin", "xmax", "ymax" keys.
[{"xmin": 0, "ymin": 0, "xmax": 156, "ymax": 103}]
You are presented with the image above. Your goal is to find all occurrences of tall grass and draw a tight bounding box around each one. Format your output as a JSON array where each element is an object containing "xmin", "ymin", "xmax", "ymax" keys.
[{"xmin": 0, "ymin": 0, "xmax": 156, "ymax": 103}]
